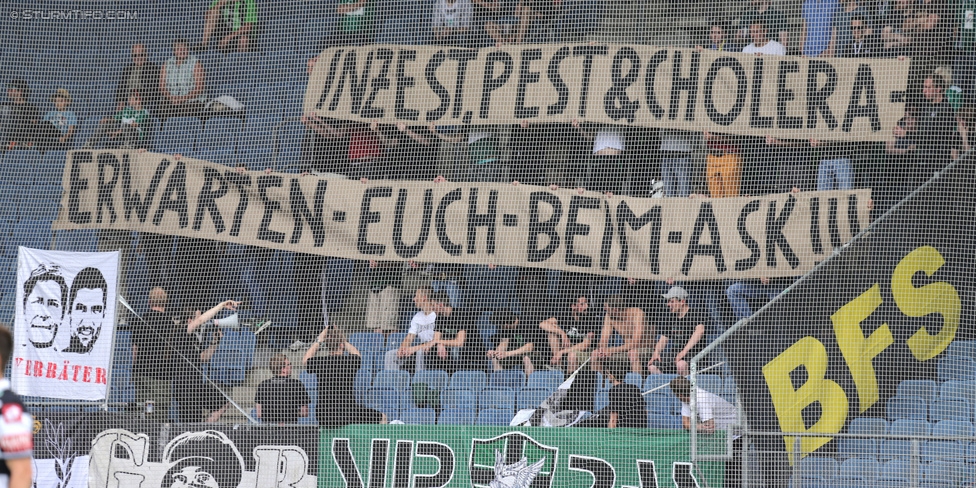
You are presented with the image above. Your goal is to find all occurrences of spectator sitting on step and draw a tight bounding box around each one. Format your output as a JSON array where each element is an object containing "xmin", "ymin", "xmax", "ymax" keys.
[
  {"xmin": 87, "ymin": 91, "xmax": 150, "ymax": 149},
  {"xmin": 198, "ymin": 0, "xmax": 257, "ymax": 52},
  {"xmin": 488, "ymin": 310, "xmax": 539, "ymax": 375},
  {"xmin": 384, "ymin": 287, "xmax": 438, "ymax": 372},
  {"xmin": 539, "ymin": 295, "xmax": 599, "ymax": 372}
]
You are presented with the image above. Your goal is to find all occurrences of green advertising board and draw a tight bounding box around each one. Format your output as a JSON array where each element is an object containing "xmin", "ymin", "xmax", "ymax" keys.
[{"xmin": 319, "ymin": 426, "xmax": 725, "ymax": 487}]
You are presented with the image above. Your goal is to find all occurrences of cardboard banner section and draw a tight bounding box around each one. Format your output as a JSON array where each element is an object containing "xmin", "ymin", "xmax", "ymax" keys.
[
  {"xmin": 727, "ymin": 156, "xmax": 976, "ymax": 484},
  {"xmin": 53, "ymin": 150, "xmax": 872, "ymax": 280},
  {"xmin": 14, "ymin": 247, "xmax": 119, "ymax": 401},
  {"xmin": 322, "ymin": 425, "xmax": 725, "ymax": 487},
  {"xmin": 304, "ymin": 44, "xmax": 909, "ymax": 141},
  {"xmin": 32, "ymin": 413, "xmax": 321, "ymax": 488}
]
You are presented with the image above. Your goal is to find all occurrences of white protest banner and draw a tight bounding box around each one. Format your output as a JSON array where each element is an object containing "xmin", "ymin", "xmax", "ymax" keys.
[{"xmin": 14, "ymin": 247, "xmax": 119, "ymax": 401}]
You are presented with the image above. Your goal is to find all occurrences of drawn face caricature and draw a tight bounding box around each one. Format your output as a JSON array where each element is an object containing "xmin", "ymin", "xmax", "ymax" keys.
[
  {"xmin": 167, "ymin": 465, "xmax": 220, "ymax": 488},
  {"xmin": 23, "ymin": 267, "xmax": 68, "ymax": 349},
  {"xmin": 65, "ymin": 267, "xmax": 108, "ymax": 354}
]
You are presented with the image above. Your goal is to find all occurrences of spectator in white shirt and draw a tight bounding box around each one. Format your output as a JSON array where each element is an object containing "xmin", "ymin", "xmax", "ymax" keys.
[
  {"xmin": 670, "ymin": 376, "xmax": 741, "ymax": 487},
  {"xmin": 742, "ymin": 19, "xmax": 787, "ymax": 55},
  {"xmin": 433, "ymin": 0, "xmax": 474, "ymax": 46}
]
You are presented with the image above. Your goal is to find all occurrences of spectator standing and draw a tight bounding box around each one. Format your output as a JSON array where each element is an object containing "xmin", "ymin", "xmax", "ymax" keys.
[
  {"xmin": 301, "ymin": 113, "xmax": 349, "ymax": 175},
  {"xmin": 802, "ymin": 0, "xmax": 840, "ymax": 56},
  {"xmin": 172, "ymin": 300, "xmax": 239, "ymax": 423},
  {"xmin": 648, "ymin": 287, "xmax": 708, "ymax": 376},
  {"xmin": 39, "ymin": 89, "xmax": 77, "ymax": 150},
  {"xmin": 669, "ymin": 377, "xmax": 740, "ymax": 487},
  {"xmin": 133, "ymin": 287, "xmax": 176, "ymax": 413},
  {"xmin": 742, "ymin": 19, "xmax": 787, "ymax": 54},
  {"xmin": 847, "ymin": 15, "xmax": 882, "ymax": 56},
  {"xmin": 433, "ymin": 0, "xmax": 474, "ymax": 46},
  {"xmin": 488, "ymin": 311, "xmax": 539, "ymax": 375},
  {"xmin": 429, "ymin": 125, "xmax": 502, "ymax": 182},
  {"xmin": 0, "ymin": 327, "xmax": 32, "ymax": 487},
  {"xmin": 158, "ymin": 39, "xmax": 207, "ymax": 119},
  {"xmin": 737, "ymin": 0, "xmax": 790, "ymax": 49},
  {"xmin": 915, "ymin": 74, "xmax": 961, "ymax": 181},
  {"xmin": 115, "ymin": 44, "xmax": 162, "ymax": 114},
  {"xmin": 303, "ymin": 327, "xmax": 388, "ymax": 427},
  {"xmin": 826, "ymin": 0, "xmax": 868, "ymax": 57},
  {"xmin": 702, "ymin": 131, "xmax": 743, "ymax": 198},
  {"xmin": 603, "ymin": 357, "xmax": 646, "ymax": 428},
  {"xmin": 199, "ymin": 0, "xmax": 257, "ymax": 52},
  {"xmin": 513, "ymin": 0, "xmax": 558, "ymax": 44},
  {"xmin": 254, "ymin": 354, "xmax": 310, "ymax": 424},
  {"xmin": 701, "ymin": 18, "xmax": 742, "ymax": 52},
  {"xmin": 2, "ymin": 80, "xmax": 40, "ymax": 150},
  {"xmin": 366, "ymin": 260, "xmax": 403, "ymax": 335},
  {"xmin": 592, "ymin": 295, "xmax": 646, "ymax": 375},
  {"xmin": 659, "ymin": 129, "xmax": 698, "ymax": 197},
  {"xmin": 540, "ymin": 295, "xmax": 600, "ymax": 372},
  {"xmin": 384, "ymin": 287, "xmax": 438, "ymax": 372}
]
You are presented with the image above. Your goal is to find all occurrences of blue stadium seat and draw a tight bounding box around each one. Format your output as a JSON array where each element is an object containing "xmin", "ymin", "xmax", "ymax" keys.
[
  {"xmin": 897, "ymin": 380, "xmax": 939, "ymax": 404},
  {"xmin": 923, "ymin": 460, "xmax": 972, "ymax": 486},
  {"xmin": 450, "ymin": 370, "xmax": 487, "ymax": 392},
  {"xmin": 947, "ymin": 340, "xmax": 976, "ymax": 359},
  {"xmin": 517, "ymin": 388, "xmax": 552, "ymax": 410},
  {"xmin": 366, "ymin": 388, "xmax": 402, "ymax": 419},
  {"xmin": 694, "ymin": 374, "xmax": 724, "ymax": 394},
  {"xmin": 624, "ymin": 372, "xmax": 643, "ymax": 388},
  {"xmin": 720, "ymin": 376, "xmax": 738, "ymax": 403},
  {"xmin": 644, "ymin": 389, "xmax": 682, "ymax": 415},
  {"xmin": 647, "ymin": 413, "xmax": 679, "ymax": 429},
  {"xmin": 299, "ymin": 370, "xmax": 318, "ymax": 398},
  {"xmin": 238, "ymin": 114, "xmax": 281, "ymax": 171},
  {"xmin": 153, "ymin": 116, "xmax": 202, "ymax": 155},
  {"xmin": 442, "ymin": 388, "xmax": 476, "ymax": 409},
  {"xmin": 924, "ymin": 420, "xmax": 975, "ymax": 462},
  {"xmin": 929, "ymin": 399, "xmax": 971, "ymax": 422},
  {"xmin": 373, "ymin": 370, "xmax": 410, "ymax": 391},
  {"xmin": 477, "ymin": 408, "xmax": 514, "ymax": 426},
  {"xmin": 938, "ymin": 356, "xmax": 976, "ymax": 382},
  {"xmin": 886, "ymin": 396, "xmax": 928, "ymax": 421},
  {"xmin": 835, "ymin": 458, "xmax": 879, "ymax": 482},
  {"xmin": 386, "ymin": 332, "xmax": 408, "ymax": 351},
  {"xmin": 490, "ymin": 369, "xmax": 526, "ymax": 391},
  {"xmin": 412, "ymin": 370, "xmax": 450, "ymax": 392},
  {"xmin": 880, "ymin": 419, "xmax": 932, "ymax": 460},
  {"xmin": 879, "ymin": 459, "xmax": 911, "ymax": 482},
  {"xmin": 198, "ymin": 117, "xmax": 242, "ymax": 157},
  {"xmin": 349, "ymin": 332, "xmax": 384, "ymax": 372},
  {"xmin": 36, "ymin": 151, "xmax": 66, "ymax": 186},
  {"xmin": 940, "ymin": 380, "xmax": 976, "ymax": 404},
  {"xmin": 4, "ymin": 150, "xmax": 41, "ymax": 187},
  {"xmin": 644, "ymin": 374, "xmax": 677, "ymax": 394},
  {"xmin": 526, "ymin": 370, "xmax": 564, "ymax": 391},
  {"xmin": 401, "ymin": 407, "xmax": 436, "ymax": 425},
  {"xmin": 438, "ymin": 407, "xmax": 476, "ymax": 425},
  {"xmin": 798, "ymin": 457, "xmax": 838, "ymax": 481},
  {"xmin": 13, "ymin": 219, "xmax": 53, "ymax": 251},
  {"xmin": 839, "ymin": 417, "xmax": 887, "ymax": 458},
  {"xmin": 20, "ymin": 184, "xmax": 60, "ymax": 222},
  {"xmin": 277, "ymin": 119, "xmax": 305, "ymax": 170},
  {"xmin": 52, "ymin": 229, "xmax": 97, "ymax": 252},
  {"xmin": 480, "ymin": 387, "xmax": 516, "ymax": 410}
]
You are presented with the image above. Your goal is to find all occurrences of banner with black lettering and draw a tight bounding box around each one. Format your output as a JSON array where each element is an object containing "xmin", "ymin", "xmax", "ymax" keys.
[
  {"xmin": 14, "ymin": 247, "xmax": 119, "ymax": 401},
  {"xmin": 726, "ymin": 156, "xmax": 976, "ymax": 484},
  {"xmin": 304, "ymin": 44, "xmax": 909, "ymax": 141},
  {"xmin": 31, "ymin": 413, "xmax": 320, "ymax": 488},
  {"xmin": 53, "ymin": 150, "xmax": 871, "ymax": 280}
]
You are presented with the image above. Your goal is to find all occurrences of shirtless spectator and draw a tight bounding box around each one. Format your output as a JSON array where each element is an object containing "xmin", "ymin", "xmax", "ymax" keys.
[
  {"xmin": 648, "ymin": 287, "xmax": 708, "ymax": 376},
  {"xmin": 539, "ymin": 295, "xmax": 600, "ymax": 371},
  {"xmin": 592, "ymin": 295, "xmax": 646, "ymax": 375}
]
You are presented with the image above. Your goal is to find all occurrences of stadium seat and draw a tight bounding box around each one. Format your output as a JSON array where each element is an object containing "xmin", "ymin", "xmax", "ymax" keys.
[
  {"xmin": 13, "ymin": 219, "xmax": 53, "ymax": 251},
  {"xmin": 644, "ymin": 389, "xmax": 682, "ymax": 415},
  {"xmin": 442, "ymin": 388, "xmax": 476, "ymax": 409},
  {"xmin": 624, "ymin": 372, "xmax": 643, "ymax": 388},
  {"xmin": 938, "ymin": 356, "xmax": 976, "ymax": 382},
  {"xmin": 720, "ymin": 376, "xmax": 738, "ymax": 403},
  {"xmin": 929, "ymin": 399, "xmax": 971, "ymax": 422},
  {"xmin": 198, "ymin": 117, "xmax": 242, "ymax": 157},
  {"xmin": 490, "ymin": 369, "xmax": 526, "ymax": 391},
  {"xmin": 940, "ymin": 380, "xmax": 976, "ymax": 404},
  {"xmin": 879, "ymin": 459, "xmax": 911, "ymax": 482},
  {"xmin": 694, "ymin": 374, "xmax": 724, "ymax": 394},
  {"xmin": 594, "ymin": 390, "xmax": 609, "ymax": 411},
  {"xmin": 373, "ymin": 370, "xmax": 411, "ymax": 391},
  {"xmin": 412, "ymin": 370, "xmax": 450, "ymax": 392},
  {"xmin": 153, "ymin": 117, "xmax": 202, "ymax": 155},
  {"xmin": 886, "ymin": 396, "xmax": 928, "ymax": 421},
  {"xmin": 880, "ymin": 419, "xmax": 932, "ymax": 460},
  {"xmin": 299, "ymin": 370, "xmax": 318, "ymax": 398},
  {"xmin": 798, "ymin": 457, "xmax": 838, "ymax": 481},
  {"xmin": 401, "ymin": 407, "xmax": 436, "ymax": 425},
  {"xmin": 349, "ymin": 332, "xmax": 384, "ymax": 372},
  {"xmin": 19, "ymin": 184, "xmax": 60, "ymax": 222},
  {"xmin": 52, "ymin": 229, "xmax": 97, "ymax": 252},
  {"xmin": 526, "ymin": 370, "xmax": 564, "ymax": 391},
  {"xmin": 897, "ymin": 380, "xmax": 939, "ymax": 404},
  {"xmin": 644, "ymin": 374, "xmax": 677, "ymax": 394},
  {"xmin": 366, "ymin": 388, "xmax": 402, "ymax": 419},
  {"xmin": 835, "ymin": 458, "xmax": 879, "ymax": 482},
  {"xmin": 517, "ymin": 388, "xmax": 552, "ymax": 410},
  {"xmin": 354, "ymin": 369, "xmax": 372, "ymax": 405},
  {"xmin": 947, "ymin": 340, "xmax": 976, "ymax": 359},
  {"xmin": 480, "ymin": 387, "xmax": 516, "ymax": 410},
  {"xmin": 477, "ymin": 408, "xmax": 514, "ymax": 426},
  {"xmin": 923, "ymin": 460, "xmax": 972, "ymax": 486},
  {"xmin": 237, "ymin": 114, "xmax": 280, "ymax": 170},
  {"xmin": 838, "ymin": 417, "xmax": 887, "ymax": 458},
  {"xmin": 438, "ymin": 407, "xmax": 476, "ymax": 425},
  {"xmin": 923, "ymin": 420, "xmax": 975, "ymax": 462},
  {"xmin": 386, "ymin": 332, "xmax": 408, "ymax": 351},
  {"xmin": 36, "ymin": 151, "xmax": 66, "ymax": 186},
  {"xmin": 450, "ymin": 370, "xmax": 487, "ymax": 392}
]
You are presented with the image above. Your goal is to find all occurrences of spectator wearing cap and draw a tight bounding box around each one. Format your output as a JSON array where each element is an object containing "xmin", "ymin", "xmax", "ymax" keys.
[
  {"xmin": 2, "ymin": 80, "xmax": 41, "ymax": 150},
  {"xmin": 198, "ymin": 0, "xmax": 257, "ymax": 53},
  {"xmin": 39, "ymin": 89, "xmax": 77, "ymax": 150},
  {"xmin": 115, "ymin": 43, "xmax": 162, "ymax": 114},
  {"xmin": 158, "ymin": 39, "xmax": 207, "ymax": 119},
  {"xmin": 648, "ymin": 286, "xmax": 709, "ymax": 376},
  {"xmin": 737, "ymin": 0, "xmax": 790, "ymax": 50}
]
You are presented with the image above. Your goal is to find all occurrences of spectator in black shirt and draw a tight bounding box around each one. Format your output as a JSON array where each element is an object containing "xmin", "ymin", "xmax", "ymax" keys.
[
  {"xmin": 303, "ymin": 327, "xmax": 387, "ymax": 428},
  {"xmin": 255, "ymin": 353, "xmax": 309, "ymax": 424},
  {"xmin": 488, "ymin": 311, "xmax": 539, "ymax": 375},
  {"xmin": 2, "ymin": 80, "xmax": 40, "ymax": 149},
  {"xmin": 133, "ymin": 287, "xmax": 176, "ymax": 411},
  {"xmin": 603, "ymin": 357, "xmax": 646, "ymax": 428},
  {"xmin": 172, "ymin": 300, "xmax": 239, "ymax": 423},
  {"xmin": 648, "ymin": 287, "xmax": 708, "ymax": 376},
  {"xmin": 539, "ymin": 295, "xmax": 600, "ymax": 372},
  {"xmin": 916, "ymin": 74, "xmax": 960, "ymax": 181},
  {"xmin": 427, "ymin": 292, "xmax": 485, "ymax": 373},
  {"xmin": 115, "ymin": 43, "xmax": 162, "ymax": 114}
]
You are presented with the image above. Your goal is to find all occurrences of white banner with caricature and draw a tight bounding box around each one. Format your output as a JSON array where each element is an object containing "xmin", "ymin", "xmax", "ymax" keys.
[{"xmin": 13, "ymin": 247, "xmax": 119, "ymax": 400}]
